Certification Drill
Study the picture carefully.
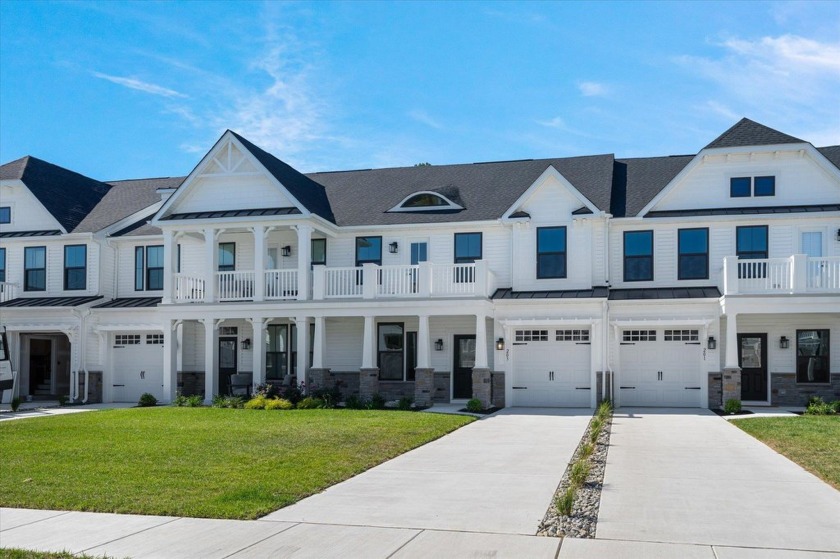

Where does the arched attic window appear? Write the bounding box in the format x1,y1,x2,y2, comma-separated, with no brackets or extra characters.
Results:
388,191,464,212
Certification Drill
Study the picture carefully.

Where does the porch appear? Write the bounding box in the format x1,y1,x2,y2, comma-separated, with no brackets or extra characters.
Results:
723,255,840,295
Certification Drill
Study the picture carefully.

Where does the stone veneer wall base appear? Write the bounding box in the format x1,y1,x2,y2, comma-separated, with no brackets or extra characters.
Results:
722,368,741,404
414,368,435,407
359,368,380,401
472,368,492,409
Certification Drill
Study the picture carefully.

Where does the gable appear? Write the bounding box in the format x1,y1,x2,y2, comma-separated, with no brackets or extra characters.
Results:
0,180,64,233
503,166,600,222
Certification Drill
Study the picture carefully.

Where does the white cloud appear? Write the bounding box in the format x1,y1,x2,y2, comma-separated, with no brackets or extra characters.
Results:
93,72,188,98
408,109,443,129
577,81,608,97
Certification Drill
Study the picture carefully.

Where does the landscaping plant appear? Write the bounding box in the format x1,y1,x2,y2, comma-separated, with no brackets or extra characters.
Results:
212,395,244,409
10,397,21,412
57,395,68,406
296,396,324,409
724,398,742,415
556,486,576,516
137,393,158,407
579,442,594,459
466,398,483,413
805,396,838,415
344,395,364,409
397,396,413,411
244,396,267,410
366,393,386,410
569,459,590,487
264,397,294,410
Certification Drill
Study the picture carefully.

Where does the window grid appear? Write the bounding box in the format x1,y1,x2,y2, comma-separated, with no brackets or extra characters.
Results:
115,334,141,345
622,330,657,342
536,226,567,279
556,329,590,342
146,334,164,345
664,329,699,342
219,326,238,336
515,330,549,342
24,246,47,292
64,244,87,291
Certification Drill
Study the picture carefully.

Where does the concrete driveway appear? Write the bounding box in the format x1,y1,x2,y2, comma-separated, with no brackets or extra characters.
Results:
264,408,591,535
598,409,840,553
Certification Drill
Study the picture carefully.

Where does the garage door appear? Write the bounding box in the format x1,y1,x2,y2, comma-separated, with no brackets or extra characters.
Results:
618,329,702,407
511,329,591,407
112,333,164,402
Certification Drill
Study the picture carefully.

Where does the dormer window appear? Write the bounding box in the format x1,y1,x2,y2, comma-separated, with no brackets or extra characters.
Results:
730,176,775,198
389,191,463,212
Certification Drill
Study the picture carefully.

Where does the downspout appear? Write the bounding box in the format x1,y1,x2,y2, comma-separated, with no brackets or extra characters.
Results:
603,212,612,286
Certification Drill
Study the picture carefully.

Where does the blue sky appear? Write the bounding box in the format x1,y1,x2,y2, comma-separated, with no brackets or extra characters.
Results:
1,1,838,180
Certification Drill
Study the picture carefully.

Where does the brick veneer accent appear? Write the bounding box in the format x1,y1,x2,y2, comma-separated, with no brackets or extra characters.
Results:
708,372,723,409
177,371,204,398
77,371,103,403
433,372,451,403
359,368,380,401
722,368,741,404
306,368,331,391
491,372,505,408
414,368,435,407
472,367,492,409
771,372,840,406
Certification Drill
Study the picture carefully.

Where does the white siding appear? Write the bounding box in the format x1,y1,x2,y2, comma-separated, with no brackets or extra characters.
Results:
0,239,98,296
0,182,63,233
734,314,840,374
174,174,297,214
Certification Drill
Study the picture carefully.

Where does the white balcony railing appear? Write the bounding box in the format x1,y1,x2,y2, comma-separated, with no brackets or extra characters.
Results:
265,269,298,300
724,255,840,295
173,274,205,303
0,281,18,303
216,270,255,301
378,264,420,297
431,263,480,296
323,267,364,298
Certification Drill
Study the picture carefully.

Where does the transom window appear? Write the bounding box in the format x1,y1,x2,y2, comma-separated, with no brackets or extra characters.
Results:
146,334,164,345
389,191,463,212
537,226,567,279
64,245,87,291
796,330,830,384
664,330,699,342
624,231,653,282
730,176,775,198
623,330,656,342
556,329,589,342
678,228,708,280
115,334,141,345
0,206,10,224
515,330,549,342
219,326,238,336
24,246,46,291
135,246,164,291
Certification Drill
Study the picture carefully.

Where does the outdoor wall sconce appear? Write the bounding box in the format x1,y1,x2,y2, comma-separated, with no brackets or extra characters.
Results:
281,245,292,257
434,339,444,351
836,228,840,241
241,338,252,350
707,336,716,350
389,242,399,254
780,336,790,349
496,337,505,351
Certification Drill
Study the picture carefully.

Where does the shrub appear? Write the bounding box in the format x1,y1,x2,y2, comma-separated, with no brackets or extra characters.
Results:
589,425,602,444
172,392,189,406
138,393,158,407
556,486,576,516
569,459,590,488
253,383,279,398
579,442,594,459
312,385,342,409
590,416,603,432
185,394,203,407
57,394,69,406
212,395,244,409
831,400,840,414
244,396,267,410
366,393,386,410
296,396,324,409
344,395,364,409
805,397,836,416
397,396,413,411
466,398,483,413
724,398,742,415
10,397,21,412
279,383,304,405
264,397,294,410
597,401,613,419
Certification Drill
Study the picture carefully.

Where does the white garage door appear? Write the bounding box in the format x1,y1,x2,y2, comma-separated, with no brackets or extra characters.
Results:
112,333,164,402
618,329,702,407
511,329,591,407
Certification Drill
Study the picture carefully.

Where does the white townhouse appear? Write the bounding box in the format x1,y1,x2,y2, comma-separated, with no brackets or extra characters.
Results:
1,118,838,409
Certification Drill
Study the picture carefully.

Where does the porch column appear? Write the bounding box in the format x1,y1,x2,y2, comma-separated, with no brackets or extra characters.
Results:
163,319,179,402
472,314,492,409
162,229,176,304
308,315,331,389
203,228,218,303
360,315,379,401
203,318,219,403
253,225,266,302
722,313,741,406
295,316,310,390
249,318,267,389
414,314,435,408
296,225,312,300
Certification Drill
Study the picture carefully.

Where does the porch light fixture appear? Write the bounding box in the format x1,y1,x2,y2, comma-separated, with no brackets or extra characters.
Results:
707,336,716,350
281,245,292,257
836,228,840,241
388,241,399,254
434,339,444,351
779,336,790,349
241,338,252,350
496,337,505,351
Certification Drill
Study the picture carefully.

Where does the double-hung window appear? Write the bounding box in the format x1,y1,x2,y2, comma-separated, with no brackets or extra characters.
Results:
311,238,326,267
135,245,164,291
24,246,46,291
454,232,482,283
736,225,768,280
796,330,830,384
536,226,567,279
0,247,5,283
378,322,404,381
623,231,653,282
218,243,235,272
64,245,87,290
678,229,708,280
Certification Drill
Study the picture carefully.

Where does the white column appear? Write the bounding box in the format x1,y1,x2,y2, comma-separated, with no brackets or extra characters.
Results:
312,265,326,300
418,261,431,297
723,255,739,295
250,318,267,388
163,319,179,402
791,254,807,293
295,316,310,388
362,263,377,299
204,228,217,303
162,229,176,304
296,225,312,300
203,318,218,403
724,313,739,369
474,314,488,369
417,314,431,369
361,315,376,368
475,260,488,296
312,315,326,369
253,225,266,302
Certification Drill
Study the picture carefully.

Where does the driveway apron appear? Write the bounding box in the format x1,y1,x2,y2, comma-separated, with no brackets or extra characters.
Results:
263,408,591,535
597,409,840,553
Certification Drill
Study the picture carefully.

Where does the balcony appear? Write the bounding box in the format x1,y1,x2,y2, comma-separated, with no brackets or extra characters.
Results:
170,261,496,303
723,255,840,295
0,282,18,303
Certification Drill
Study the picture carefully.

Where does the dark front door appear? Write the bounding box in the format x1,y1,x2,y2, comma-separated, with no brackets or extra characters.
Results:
219,337,238,396
28,339,52,396
453,335,475,399
738,333,767,401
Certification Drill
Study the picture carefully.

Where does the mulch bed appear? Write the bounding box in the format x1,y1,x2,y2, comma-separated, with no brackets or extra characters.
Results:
458,407,501,415
713,409,754,417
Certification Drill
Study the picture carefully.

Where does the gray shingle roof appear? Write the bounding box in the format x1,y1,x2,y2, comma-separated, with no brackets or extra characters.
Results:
0,156,111,232
307,154,615,226
613,155,694,217
817,146,840,171
73,177,180,233
704,118,805,150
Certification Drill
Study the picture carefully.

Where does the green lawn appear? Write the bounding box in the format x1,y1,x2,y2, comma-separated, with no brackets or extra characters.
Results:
732,415,840,490
0,407,472,519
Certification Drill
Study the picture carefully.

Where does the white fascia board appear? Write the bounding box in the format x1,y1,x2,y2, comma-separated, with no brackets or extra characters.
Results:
155,215,337,237
100,200,164,238
617,210,840,225
499,317,600,327
338,219,506,232
94,323,164,331
610,317,716,328
722,294,840,315
501,165,601,220
635,153,703,217
107,234,163,243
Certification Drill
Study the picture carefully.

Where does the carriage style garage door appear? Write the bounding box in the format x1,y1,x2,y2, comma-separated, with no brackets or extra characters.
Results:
112,332,164,402
618,328,703,407
511,329,591,407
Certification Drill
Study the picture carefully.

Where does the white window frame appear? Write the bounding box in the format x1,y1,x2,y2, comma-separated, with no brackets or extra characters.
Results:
388,191,464,212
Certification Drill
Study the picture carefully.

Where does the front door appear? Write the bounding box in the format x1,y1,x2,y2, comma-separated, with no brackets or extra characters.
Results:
738,333,767,401
218,337,238,396
453,335,475,399
28,338,52,396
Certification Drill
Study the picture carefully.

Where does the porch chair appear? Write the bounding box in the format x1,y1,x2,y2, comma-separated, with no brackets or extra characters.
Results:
229,373,253,398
